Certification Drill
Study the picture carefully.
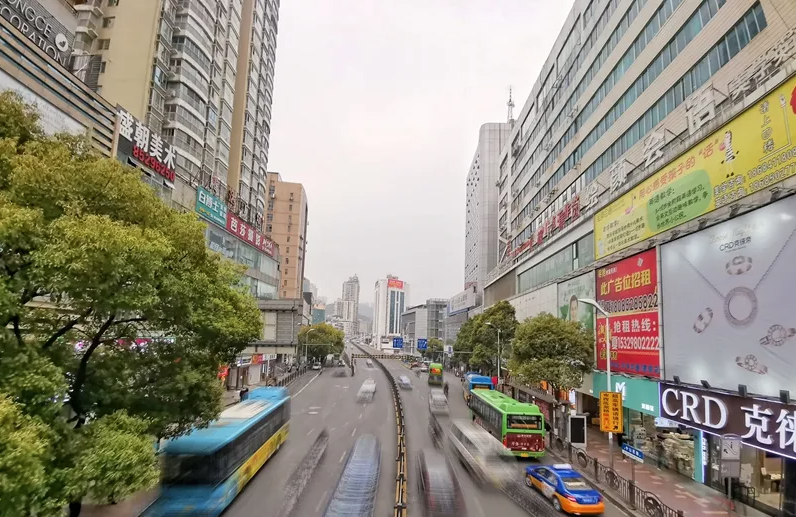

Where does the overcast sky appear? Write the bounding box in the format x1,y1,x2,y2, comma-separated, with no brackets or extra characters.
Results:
268,0,575,305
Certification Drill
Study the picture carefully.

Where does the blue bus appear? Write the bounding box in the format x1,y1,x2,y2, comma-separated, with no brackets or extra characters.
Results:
463,373,494,402
143,387,291,517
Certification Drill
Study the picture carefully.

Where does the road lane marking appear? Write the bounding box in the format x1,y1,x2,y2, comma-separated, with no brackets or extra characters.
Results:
351,427,356,436
330,427,336,432
309,411,319,415
315,490,328,513
359,412,362,419
309,406,322,410
306,427,315,436
339,451,346,463
294,373,321,397
470,491,486,517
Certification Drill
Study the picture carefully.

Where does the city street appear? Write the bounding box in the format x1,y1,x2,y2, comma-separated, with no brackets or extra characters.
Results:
224,364,396,517
378,359,632,517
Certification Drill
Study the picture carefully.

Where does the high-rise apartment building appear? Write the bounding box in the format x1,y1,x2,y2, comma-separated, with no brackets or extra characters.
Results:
341,274,360,322
372,276,410,350
266,172,309,298
70,0,280,229
465,122,512,295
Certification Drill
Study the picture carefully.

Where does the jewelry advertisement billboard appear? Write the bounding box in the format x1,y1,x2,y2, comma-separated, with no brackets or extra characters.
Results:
558,272,595,336
660,196,796,398
595,248,661,377
594,74,796,259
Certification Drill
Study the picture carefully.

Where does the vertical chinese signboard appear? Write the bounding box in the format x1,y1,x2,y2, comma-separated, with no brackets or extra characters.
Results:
116,106,176,185
195,187,228,227
599,391,623,433
595,248,661,377
226,213,275,257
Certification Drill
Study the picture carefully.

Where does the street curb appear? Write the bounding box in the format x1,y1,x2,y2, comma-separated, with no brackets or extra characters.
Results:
545,446,638,517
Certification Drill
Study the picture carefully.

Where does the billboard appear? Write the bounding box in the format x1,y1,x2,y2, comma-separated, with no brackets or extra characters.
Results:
116,107,176,186
226,213,275,256
558,272,595,335
594,75,796,259
387,279,404,289
660,195,796,397
195,187,228,227
448,287,477,316
595,249,660,377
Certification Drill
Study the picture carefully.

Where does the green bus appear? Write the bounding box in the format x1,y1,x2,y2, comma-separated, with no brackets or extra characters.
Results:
468,389,545,458
428,362,443,386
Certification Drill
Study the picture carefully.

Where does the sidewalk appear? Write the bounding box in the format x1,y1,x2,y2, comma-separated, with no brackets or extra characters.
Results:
222,368,309,406
547,429,767,517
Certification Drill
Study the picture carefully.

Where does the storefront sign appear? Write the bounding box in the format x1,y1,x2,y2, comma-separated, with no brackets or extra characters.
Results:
729,28,796,102
387,278,404,289
509,194,581,259
592,372,659,416
660,196,796,397
594,74,796,259
599,391,623,433
218,365,229,380
226,213,275,256
0,0,74,66
236,356,252,367
195,187,228,227
595,249,660,377
250,354,264,365
659,383,796,459
558,272,595,335
116,107,176,185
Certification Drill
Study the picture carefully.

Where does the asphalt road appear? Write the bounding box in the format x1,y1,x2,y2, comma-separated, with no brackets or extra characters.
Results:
379,359,632,517
224,363,396,517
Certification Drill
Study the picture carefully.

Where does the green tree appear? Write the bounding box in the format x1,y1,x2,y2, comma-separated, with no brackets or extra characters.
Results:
452,316,476,365
508,312,594,400
298,323,344,361
422,337,443,360
0,92,263,515
467,301,518,375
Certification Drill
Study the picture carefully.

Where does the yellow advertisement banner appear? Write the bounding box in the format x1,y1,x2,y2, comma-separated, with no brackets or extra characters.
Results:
594,75,796,259
599,391,623,433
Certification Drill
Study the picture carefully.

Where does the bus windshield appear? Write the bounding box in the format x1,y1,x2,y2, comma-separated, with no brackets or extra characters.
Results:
507,414,542,430
472,383,491,390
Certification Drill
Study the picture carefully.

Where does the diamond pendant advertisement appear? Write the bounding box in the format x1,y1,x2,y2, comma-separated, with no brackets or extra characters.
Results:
660,195,796,397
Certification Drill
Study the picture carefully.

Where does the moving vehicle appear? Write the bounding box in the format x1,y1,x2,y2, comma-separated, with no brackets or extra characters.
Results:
428,389,449,416
525,464,605,515
416,448,468,517
324,435,381,517
366,359,374,367
427,362,443,386
468,390,545,458
462,373,494,402
357,379,377,402
312,361,322,370
144,387,290,517
420,363,429,373
398,375,413,389
447,419,516,489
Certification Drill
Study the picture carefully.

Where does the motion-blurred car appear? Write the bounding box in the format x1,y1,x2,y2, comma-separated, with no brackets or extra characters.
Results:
366,359,374,367
416,448,467,517
357,379,377,402
312,362,322,370
324,435,381,517
525,464,604,515
447,420,515,489
428,389,449,415
398,375,413,389
420,364,429,373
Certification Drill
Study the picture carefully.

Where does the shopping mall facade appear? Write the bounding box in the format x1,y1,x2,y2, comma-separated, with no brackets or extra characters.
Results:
485,0,796,514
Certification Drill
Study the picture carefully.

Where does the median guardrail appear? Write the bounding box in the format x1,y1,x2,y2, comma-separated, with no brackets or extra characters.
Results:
355,345,407,517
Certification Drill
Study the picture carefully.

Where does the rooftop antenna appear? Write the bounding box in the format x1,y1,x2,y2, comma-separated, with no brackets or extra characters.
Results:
507,87,515,127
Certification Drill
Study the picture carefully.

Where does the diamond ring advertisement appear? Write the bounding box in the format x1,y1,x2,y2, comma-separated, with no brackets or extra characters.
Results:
660,196,796,398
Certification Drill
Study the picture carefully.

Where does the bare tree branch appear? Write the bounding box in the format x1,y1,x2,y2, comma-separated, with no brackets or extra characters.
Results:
42,308,93,350
69,314,116,427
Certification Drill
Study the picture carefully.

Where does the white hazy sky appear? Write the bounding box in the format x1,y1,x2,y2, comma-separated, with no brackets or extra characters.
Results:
268,0,576,304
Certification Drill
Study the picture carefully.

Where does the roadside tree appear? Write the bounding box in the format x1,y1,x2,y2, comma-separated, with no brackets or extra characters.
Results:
298,322,345,361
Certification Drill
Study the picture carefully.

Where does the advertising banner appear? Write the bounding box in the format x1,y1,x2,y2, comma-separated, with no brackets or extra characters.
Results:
195,187,228,227
226,213,275,257
595,249,660,377
660,196,796,397
448,287,477,316
116,107,176,185
388,279,404,289
558,272,595,335
594,75,796,259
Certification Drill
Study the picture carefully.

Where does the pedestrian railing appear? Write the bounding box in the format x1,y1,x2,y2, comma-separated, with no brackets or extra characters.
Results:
548,431,685,517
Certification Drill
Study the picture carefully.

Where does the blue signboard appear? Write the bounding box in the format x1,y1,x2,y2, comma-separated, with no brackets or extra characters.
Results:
195,187,228,227
417,339,427,350
621,443,644,463
392,337,404,349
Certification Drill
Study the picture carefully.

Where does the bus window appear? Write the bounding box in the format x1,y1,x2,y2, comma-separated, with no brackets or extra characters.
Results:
472,383,491,390
507,414,542,430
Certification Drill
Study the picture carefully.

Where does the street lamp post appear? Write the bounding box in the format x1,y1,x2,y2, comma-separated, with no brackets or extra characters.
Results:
485,322,502,384
577,297,615,468
303,328,316,364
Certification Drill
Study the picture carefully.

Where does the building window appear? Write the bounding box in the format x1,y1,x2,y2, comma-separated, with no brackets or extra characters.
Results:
103,17,115,28
286,235,290,242
283,290,287,297
262,312,276,341
285,257,289,264
108,0,120,5
265,224,272,232
267,201,274,210
288,215,292,223
98,39,111,50
266,213,273,222
289,204,292,211
100,61,107,73
283,279,287,286
286,247,289,254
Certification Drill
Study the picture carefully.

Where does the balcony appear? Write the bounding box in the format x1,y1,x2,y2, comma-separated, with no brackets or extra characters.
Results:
75,20,98,40
74,0,103,17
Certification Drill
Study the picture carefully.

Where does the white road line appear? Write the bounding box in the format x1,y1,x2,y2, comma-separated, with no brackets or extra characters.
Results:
306,427,315,436
294,373,321,397
339,451,346,463
309,411,319,415
332,402,336,407
330,427,336,432
351,427,357,436
315,490,329,513
471,491,486,517
359,412,362,419
309,406,322,410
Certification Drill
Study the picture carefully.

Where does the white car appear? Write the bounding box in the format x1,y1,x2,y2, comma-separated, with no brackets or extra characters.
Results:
398,375,413,389
312,362,322,370
357,379,377,402
428,389,449,415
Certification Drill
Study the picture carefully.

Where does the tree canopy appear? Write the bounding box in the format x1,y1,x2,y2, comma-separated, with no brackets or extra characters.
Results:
422,337,443,360
508,312,594,400
0,92,263,514
298,322,345,361
452,301,518,374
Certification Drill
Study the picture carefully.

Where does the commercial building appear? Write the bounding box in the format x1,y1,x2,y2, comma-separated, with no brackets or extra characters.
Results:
339,274,360,337
311,304,326,324
479,0,796,513
264,172,309,298
372,276,410,351
70,0,280,232
400,299,448,356
442,286,480,354
358,319,371,336
465,122,512,294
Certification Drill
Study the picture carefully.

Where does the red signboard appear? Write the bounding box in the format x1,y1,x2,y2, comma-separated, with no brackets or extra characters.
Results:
595,248,661,377
226,213,275,256
251,354,264,365
509,194,582,259
387,279,404,289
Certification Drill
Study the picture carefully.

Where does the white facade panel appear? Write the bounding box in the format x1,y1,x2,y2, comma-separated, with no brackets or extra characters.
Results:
509,283,558,321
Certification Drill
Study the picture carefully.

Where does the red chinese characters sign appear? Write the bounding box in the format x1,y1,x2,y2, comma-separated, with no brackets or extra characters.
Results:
509,194,581,259
226,213,275,256
387,279,404,289
595,248,661,377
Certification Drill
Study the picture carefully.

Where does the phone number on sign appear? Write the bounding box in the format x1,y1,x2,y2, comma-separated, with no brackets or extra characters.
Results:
600,292,658,314
602,335,660,351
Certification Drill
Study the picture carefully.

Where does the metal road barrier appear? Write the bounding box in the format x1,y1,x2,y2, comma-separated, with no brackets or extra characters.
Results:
354,345,408,517
350,353,413,360
276,366,309,387
276,428,329,517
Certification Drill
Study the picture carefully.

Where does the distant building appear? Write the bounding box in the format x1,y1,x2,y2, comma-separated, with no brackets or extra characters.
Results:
312,305,326,325
358,319,371,336
265,173,309,299
373,275,410,352
340,274,360,337
401,299,447,355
